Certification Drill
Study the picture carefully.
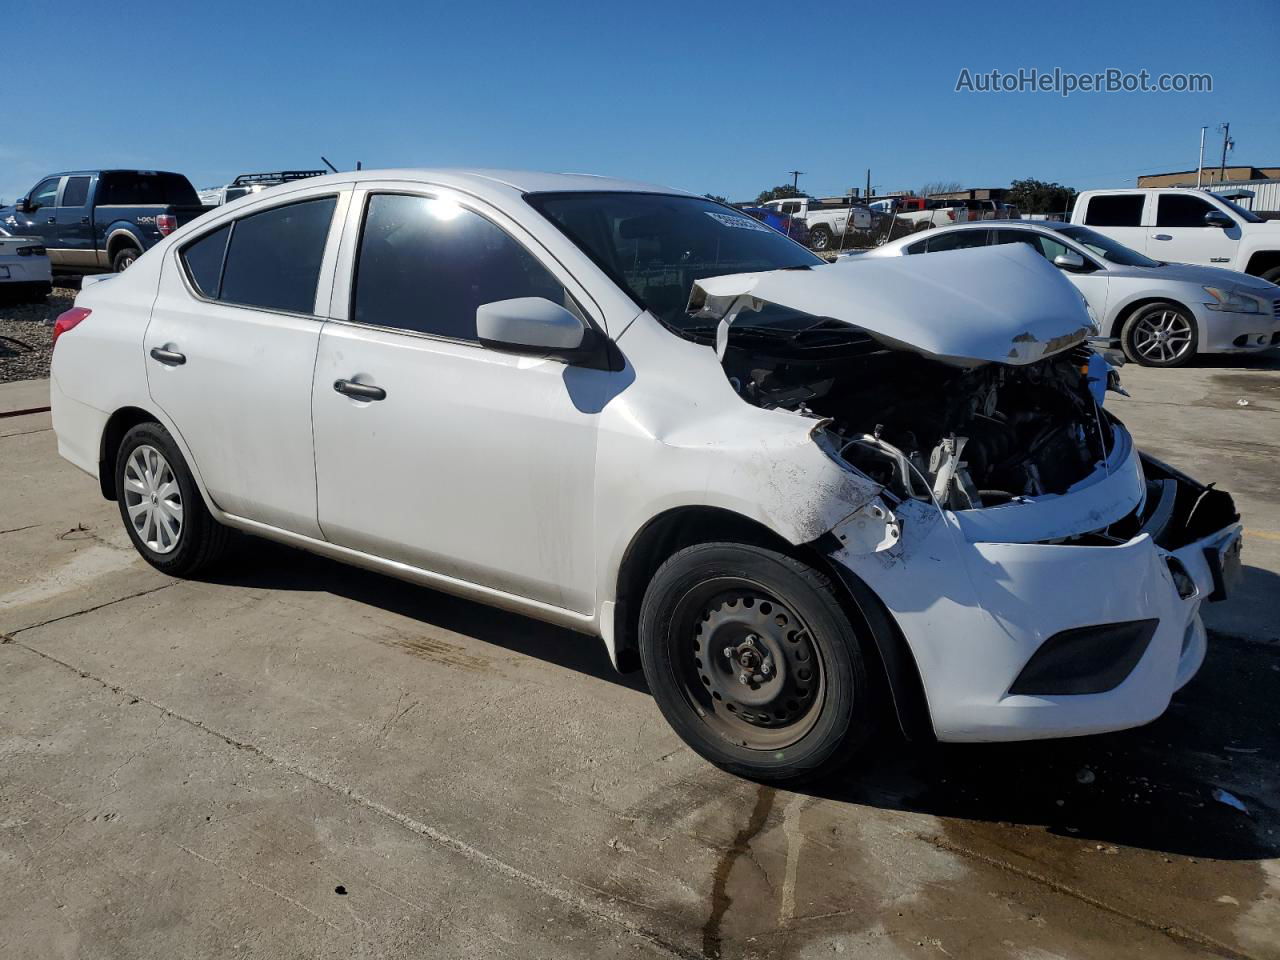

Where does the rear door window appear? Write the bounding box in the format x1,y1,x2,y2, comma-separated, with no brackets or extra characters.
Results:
218,197,337,313
1083,194,1145,227
60,176,91,207
925,229,989,252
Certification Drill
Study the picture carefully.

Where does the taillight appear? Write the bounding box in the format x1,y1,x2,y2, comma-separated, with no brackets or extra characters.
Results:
156,214,177,236
17,245,46,256
52,307,91,346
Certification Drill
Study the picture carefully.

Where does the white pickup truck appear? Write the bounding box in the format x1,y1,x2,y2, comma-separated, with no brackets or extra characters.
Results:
1071,188,1280,283
762,197,873,250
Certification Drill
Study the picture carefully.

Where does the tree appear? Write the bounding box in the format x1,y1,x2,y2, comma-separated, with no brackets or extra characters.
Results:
1005,178,1077,215
703,193,728,204
918,180,964,199
755,184,808,205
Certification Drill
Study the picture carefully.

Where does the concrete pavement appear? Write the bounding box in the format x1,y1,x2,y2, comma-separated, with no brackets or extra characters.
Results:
1,359,1278,959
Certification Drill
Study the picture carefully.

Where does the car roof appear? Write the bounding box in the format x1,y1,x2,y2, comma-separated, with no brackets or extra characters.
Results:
263,168,693,198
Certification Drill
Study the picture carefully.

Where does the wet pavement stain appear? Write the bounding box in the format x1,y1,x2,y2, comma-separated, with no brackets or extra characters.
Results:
702,784,776,958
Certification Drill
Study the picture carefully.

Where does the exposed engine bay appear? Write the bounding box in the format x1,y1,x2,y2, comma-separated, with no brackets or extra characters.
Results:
722,336,1114,511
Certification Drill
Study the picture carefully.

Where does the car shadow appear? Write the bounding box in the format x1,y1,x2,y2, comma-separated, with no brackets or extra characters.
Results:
203,537,649,693
1192,349,1280,371
207,536,1276,862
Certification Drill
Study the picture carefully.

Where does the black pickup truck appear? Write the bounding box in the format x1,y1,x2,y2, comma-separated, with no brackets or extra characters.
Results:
0,170,207,274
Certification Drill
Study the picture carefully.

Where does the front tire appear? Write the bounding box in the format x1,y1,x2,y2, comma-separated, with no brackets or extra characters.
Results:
1120,301,1198,367
115,422,229,576
639,543,874,783
808,225,832,251
1261,265,1280,285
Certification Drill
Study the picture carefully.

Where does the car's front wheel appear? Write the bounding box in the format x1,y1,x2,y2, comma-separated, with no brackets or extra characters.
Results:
115,422,229,576
639,542,874,783
1121,301,1198,367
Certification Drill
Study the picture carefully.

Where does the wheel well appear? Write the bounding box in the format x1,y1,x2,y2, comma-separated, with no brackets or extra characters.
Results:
106,232,141,261
1108,297,1190,339
1244,250,1280,278
98,407,158,500
610,506,934,741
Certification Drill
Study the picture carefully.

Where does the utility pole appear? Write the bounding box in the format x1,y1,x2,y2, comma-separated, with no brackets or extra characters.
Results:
1196,126,1207,187
787,170,804,192
1217,122,1232,184
865,168,871,201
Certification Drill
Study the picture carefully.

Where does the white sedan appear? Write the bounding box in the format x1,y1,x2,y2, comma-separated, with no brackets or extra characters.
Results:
0,226,52,301
860,220,1280,367
50,169,1242,782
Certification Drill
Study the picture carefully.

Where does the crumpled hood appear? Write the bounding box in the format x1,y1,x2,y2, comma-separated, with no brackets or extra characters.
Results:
689,243,1094,366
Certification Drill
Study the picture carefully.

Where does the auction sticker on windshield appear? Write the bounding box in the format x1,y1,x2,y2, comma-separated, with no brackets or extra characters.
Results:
705,211,772,233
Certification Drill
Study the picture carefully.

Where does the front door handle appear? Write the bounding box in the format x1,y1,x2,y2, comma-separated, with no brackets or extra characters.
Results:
333,379,386,401
46,216,56,224
149,347,186,366
1151,234,1172,241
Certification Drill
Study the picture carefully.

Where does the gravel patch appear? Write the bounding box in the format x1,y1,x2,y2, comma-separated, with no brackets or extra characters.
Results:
0,287,77,383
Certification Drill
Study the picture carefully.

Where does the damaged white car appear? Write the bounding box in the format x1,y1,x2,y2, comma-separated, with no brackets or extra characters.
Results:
49,171,1243,782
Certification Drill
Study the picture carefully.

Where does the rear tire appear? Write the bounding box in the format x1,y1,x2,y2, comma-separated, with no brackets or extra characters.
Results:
1120,301,1198,368
639,542,874,783
808,225,832,251
1261,265,1280,285
115,422,229,576
112,246,141,272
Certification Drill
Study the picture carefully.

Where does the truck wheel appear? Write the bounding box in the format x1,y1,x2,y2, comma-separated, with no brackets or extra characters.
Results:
808,225,832,251
1261,266,1280,285
638,542,874,783
1121,301,1198,368
115,422,230,576
113,246,141,272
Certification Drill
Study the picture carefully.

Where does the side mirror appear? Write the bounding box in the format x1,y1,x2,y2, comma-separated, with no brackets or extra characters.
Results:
17,197,32,213
1204,210,1234,229
1053,249,1086,270
476,297,599,364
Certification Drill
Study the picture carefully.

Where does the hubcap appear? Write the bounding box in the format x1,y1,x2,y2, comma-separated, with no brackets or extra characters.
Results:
1133,310,1192,363
123,445,183,554
676,586,826,750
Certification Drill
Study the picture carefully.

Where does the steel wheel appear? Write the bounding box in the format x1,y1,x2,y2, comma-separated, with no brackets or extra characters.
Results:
122,444,183,554
1131,308,1193,364
674,582,826,751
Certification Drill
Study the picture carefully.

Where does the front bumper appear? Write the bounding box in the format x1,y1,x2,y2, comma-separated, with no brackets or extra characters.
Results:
1194,300,1280,353
833,434,1239,743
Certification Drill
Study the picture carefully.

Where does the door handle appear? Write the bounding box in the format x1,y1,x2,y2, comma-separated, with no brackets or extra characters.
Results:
333,379,386,401
1151,234,1172,241
46,216,56,224
149,347,186,366
80,216,90,225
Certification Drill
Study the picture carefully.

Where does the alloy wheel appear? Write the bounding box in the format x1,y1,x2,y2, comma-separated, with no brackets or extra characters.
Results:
1132,309,1193,364
123,444,183,554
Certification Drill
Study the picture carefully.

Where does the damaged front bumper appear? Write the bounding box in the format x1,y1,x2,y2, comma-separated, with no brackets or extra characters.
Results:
828,429,1241,743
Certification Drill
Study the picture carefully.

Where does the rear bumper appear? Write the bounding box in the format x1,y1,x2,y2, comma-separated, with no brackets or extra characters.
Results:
50,373,107,480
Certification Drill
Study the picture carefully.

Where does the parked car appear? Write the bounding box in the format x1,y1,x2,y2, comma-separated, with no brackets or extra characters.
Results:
860,220,1280,366
50,169,1242,783
199,170,328,206
741,205,810,244
0,226,52,301
1071,188,1280,284
0,170,206,274
761,197,873,250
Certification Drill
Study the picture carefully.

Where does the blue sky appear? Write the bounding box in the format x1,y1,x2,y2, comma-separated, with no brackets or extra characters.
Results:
4,0,1277,203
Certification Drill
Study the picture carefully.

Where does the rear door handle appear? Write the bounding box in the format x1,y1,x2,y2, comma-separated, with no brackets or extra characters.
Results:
149,347,186,366
80,216,90,225
1151,234,1172,241
46,216,56,224
333,379,386,401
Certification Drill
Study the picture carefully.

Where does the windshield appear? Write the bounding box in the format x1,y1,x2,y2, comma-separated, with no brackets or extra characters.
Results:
526,192,822,332
1214,195,1264,223
1056,225,1161,268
